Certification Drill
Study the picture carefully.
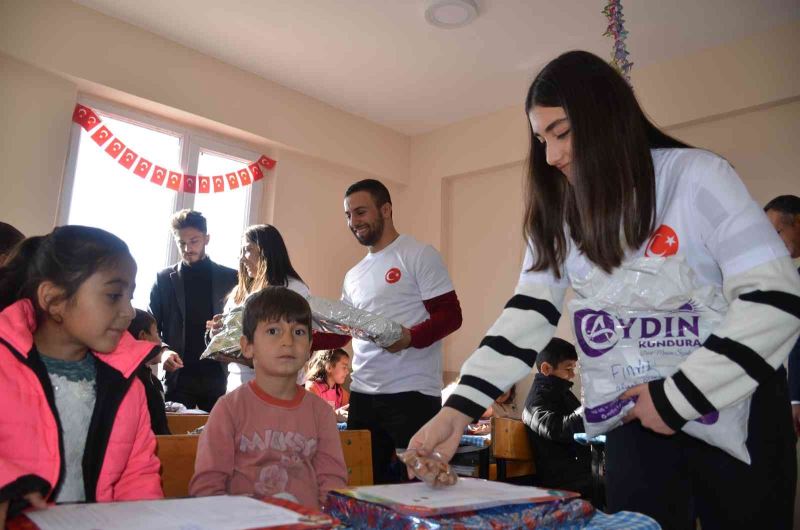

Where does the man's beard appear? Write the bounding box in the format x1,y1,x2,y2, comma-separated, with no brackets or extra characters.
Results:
352,217,384,247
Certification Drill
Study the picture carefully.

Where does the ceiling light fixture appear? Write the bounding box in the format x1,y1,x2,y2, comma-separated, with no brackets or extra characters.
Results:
425,0,478,29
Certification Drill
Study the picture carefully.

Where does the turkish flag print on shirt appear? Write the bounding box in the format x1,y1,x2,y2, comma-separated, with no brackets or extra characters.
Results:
645,224,679,257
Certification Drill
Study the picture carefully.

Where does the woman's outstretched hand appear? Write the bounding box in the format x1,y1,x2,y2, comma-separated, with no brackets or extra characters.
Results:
405,407,472,476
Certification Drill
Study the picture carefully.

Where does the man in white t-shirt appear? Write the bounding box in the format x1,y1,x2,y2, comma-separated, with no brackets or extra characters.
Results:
342,179,463,483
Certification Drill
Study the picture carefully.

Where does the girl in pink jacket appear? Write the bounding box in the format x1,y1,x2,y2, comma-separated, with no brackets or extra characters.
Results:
0,225,163,526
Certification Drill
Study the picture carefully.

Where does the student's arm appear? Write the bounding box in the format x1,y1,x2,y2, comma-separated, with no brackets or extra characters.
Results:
188,398,235,496
0,470,50,523
445,254,568,421
311,331,351,351
409,290,463,349
113,380,163,500
645,156,800,432
522,401,583,444
312,402,347,504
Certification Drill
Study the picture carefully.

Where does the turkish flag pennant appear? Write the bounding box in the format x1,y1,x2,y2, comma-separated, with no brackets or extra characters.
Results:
118,148,137,170
249,163,264,181
167,172,183,191
134,158,153,178
237,169,251,186
258,155,276,169
183,175,197,193
226,173,240,190
72,104,101,131
212,176,225,193
91,126,112,146
104,139,125,159
151,166,168,186
198,176,210,194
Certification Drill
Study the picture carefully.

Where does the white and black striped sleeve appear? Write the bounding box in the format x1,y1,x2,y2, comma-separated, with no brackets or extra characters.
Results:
650,257,800,430
651,152,800,430
444,263,567,420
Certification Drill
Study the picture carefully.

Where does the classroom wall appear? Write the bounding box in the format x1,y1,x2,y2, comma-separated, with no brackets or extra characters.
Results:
412,21,800,378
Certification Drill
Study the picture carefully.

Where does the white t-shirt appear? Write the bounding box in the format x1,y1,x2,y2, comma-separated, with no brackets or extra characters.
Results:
342,234,455,396
227,278,310,392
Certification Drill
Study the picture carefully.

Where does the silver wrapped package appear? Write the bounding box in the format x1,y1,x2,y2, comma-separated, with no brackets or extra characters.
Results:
199,306,253,367
308,296,404,349
200,295,404,366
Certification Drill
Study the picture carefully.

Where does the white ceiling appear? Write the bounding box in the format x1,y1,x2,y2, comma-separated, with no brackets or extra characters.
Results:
73,0,800,135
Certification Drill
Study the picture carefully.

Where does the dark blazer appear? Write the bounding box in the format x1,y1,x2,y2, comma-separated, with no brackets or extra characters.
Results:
522,373,591,493
148,259,237,361
788,267,800,403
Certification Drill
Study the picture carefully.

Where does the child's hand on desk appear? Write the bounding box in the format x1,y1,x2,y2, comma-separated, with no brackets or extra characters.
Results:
1,491,47,527
161,351,184,373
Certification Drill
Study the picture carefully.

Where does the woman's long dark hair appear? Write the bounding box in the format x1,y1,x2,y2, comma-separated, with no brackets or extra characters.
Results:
523,50,689,277
229,224,304,306
0,225,132,318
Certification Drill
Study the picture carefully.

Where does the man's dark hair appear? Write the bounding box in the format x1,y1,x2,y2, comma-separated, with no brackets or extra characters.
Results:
535,337,578,371
170,209,207,234
241,286,312,342
128,308,157,339
0,222,24,258
344,179,392,208
764,195,800,216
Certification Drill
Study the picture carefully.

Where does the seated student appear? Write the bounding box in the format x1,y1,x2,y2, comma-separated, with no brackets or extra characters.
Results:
127,309,171,435
0,222,24,265
521,337,591,497
189,287,347,508
0,226,162,526
305,349,350,422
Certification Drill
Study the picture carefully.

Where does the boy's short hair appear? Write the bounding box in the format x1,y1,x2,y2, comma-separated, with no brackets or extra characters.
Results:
129,308,157,339
241,286,312,342
170,209,207,234
535,337,578,371
344,179,392,208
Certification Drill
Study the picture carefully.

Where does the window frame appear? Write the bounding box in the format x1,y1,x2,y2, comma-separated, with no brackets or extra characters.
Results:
58,95,263,268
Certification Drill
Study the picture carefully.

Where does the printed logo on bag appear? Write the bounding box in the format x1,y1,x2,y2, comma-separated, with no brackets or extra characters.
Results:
574,309,619,357
645,224,679,257
385,267,402,284
695,410,720,425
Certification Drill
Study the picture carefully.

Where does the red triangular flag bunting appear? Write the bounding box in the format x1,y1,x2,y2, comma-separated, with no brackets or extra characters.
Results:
118,148,137,170
249,163,263,181
198,176,210,193
213,176,225,193
151,166,167,186
91,126,112,146
258,155,276,169
166,172,182,191
72,104,101,131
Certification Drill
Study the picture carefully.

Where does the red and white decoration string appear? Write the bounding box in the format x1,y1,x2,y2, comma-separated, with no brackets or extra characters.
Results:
72,104,276,194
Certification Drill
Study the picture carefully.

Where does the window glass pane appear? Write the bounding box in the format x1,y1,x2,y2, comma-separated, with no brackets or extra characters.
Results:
192,151,251,270
67,115,180,310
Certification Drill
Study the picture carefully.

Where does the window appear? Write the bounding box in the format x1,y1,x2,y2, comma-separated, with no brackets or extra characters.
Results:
60,98,261,310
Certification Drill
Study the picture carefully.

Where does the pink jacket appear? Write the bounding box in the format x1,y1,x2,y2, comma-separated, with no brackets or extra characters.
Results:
0,299,163,511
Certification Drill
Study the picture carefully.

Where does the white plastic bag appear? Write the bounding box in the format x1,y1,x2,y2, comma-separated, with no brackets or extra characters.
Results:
569,256,751,463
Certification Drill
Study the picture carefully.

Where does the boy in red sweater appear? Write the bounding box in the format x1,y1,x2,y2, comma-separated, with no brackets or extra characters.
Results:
189,287,347,508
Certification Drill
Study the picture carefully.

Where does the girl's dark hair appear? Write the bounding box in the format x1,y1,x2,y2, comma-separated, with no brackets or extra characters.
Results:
128,308,157,339
230,224,305,306
305,348,350,384
241,286,312,342
0,225,133,317
523,50,689,277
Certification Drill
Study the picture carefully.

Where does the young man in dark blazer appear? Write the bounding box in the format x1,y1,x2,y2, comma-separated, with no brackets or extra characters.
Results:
149,209,237,412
